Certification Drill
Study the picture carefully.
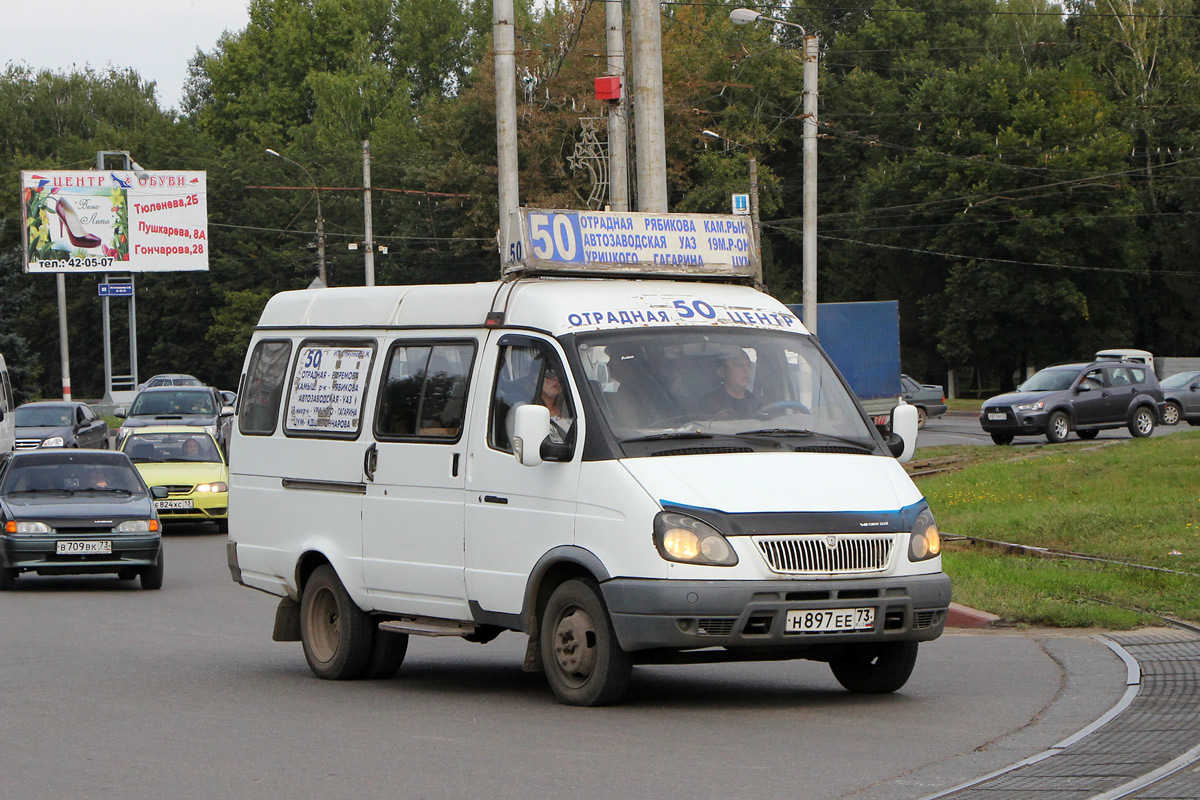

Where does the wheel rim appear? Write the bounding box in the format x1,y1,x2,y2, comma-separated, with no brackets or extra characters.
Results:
1164,404,1180,425
1053,416,1068,439
305,585,340,663
551,606,598,688
1136,411,1154,435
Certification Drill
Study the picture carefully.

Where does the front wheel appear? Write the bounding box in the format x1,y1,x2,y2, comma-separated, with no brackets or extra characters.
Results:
1162,402,1181,426
1129,406,1156,438
1045,411,1070,444
300,564,373,680
990,433,1014,445
540,578,632,706
140,549,164,590
0,567,16,590
830,641,919,694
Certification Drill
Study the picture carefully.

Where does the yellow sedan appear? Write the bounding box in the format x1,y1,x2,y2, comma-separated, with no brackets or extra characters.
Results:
119,426,228,532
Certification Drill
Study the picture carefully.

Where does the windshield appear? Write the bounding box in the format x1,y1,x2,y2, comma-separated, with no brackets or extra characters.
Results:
14,406,73,427
1161,371,1200,389
129,391,215,416
124,431,222,464
573,328,878,454
1,455,144,494
1018,368,1078,392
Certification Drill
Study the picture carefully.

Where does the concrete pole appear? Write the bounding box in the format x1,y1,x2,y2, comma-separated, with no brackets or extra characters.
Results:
494,0,520,258
57,274,71,400
749,156,762,286
630,0,668,212
802,33,819,335
363,139,375,286
315,192,327,286
606,0,629,212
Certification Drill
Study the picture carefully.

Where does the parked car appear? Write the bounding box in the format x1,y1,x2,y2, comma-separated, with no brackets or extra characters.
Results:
13,401,109,451
136,373,203,392
1159,370,1200,426
0,450,166,590
115,386,234,450
120,427,228,532
900,374,948,429
980,360,1163,444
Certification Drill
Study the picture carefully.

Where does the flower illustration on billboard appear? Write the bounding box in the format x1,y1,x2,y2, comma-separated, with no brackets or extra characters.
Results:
24,180,129,266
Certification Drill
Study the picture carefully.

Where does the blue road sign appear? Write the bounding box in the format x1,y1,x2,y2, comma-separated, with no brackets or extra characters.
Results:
98,284,134,297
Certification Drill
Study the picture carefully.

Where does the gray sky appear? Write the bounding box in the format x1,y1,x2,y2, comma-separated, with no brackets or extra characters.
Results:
3,0,250,110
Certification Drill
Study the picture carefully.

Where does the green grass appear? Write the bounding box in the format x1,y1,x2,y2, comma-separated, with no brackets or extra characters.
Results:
915,431,1200,628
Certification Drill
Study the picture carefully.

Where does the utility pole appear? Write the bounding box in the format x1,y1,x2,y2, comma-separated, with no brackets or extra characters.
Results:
494,0,520,257
606,0,630,211
363,140,375,286
802,33,819,335
749,155,762,285
265,149,327,286
630,0,668,212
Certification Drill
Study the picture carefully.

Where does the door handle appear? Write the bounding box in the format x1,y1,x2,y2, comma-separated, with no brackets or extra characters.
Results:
363,443,378,482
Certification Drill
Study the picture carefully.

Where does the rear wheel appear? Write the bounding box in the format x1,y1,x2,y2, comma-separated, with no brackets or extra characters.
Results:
140,549,164,590
916,407,928,429
1162,402,1181,426
830,641,919,694
1045,411,1070,443
300,564,373,680
540,578,632,706
990,433,1014,445
1077,429,1099,440
1129,406,1156,438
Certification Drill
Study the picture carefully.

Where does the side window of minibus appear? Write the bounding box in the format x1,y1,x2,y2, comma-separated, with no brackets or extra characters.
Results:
489,342,572,453
376,342,474,439
239,340,292,435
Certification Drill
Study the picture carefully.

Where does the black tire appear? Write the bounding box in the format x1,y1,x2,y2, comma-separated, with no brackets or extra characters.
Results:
214,518,229,534
830,641,919,694
990,433,1014,445
300,564,373,680
916,407,927,429
540,578,632,706
140,548,164,590
1129,406,1155,438
99,438,109,449
1045,411,1070,443
0,567,16,590
1162,402,1181,426
1076,429,1099,440
363,629,409,679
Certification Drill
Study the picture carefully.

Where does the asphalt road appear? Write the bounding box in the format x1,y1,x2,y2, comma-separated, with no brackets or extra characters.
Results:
916,410,1191,449
0,527,1128,800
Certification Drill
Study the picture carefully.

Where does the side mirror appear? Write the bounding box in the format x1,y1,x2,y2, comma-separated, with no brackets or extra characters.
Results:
888,404,919,463
512,404,550,467
220,405,235,417
114,408,127,419
1076,383,1092,393
150,485,169,499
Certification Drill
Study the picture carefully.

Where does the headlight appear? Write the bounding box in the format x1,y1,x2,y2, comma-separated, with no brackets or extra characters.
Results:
653,512,738,566
195,482,227,493
5,521,52,534
908,508,942,561
1014,400,1045,412
118,519,159,533
41,436,65,448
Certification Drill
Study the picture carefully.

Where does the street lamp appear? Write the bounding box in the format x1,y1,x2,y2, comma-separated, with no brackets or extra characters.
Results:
702,130,762,286
730,8,819,334
266,148,327,286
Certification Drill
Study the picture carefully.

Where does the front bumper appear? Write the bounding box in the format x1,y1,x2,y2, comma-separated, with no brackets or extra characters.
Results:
1,534,161,575
980,407,1046,434
601,572,951,653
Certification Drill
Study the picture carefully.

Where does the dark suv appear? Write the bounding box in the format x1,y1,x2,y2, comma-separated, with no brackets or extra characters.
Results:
115,386,235,451
980,361,1163,445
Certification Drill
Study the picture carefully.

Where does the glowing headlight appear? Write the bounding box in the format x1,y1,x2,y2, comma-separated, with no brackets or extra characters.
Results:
6,521,52,534
118,519,159,533
908,508,942,561
653,512,738,566
195,482,227,493
1014,400,1045,412
41,436,65,448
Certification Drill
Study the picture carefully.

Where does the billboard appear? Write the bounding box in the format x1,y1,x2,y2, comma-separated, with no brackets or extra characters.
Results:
21,170,208,273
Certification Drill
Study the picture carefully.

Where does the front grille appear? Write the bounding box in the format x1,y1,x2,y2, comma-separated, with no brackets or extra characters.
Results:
14,439,42,450
164,485,194,495
914,610,943,629
983,406,1012,420
652,447,754,457
753,534,895,575
697,618,736,636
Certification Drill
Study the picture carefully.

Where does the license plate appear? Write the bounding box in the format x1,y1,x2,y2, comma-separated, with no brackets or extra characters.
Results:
987,412,1007,421
56,540,112,555
155,499,193,509
786,607,875,633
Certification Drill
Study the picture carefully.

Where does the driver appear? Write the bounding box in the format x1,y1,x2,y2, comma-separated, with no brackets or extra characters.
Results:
702,348,761,418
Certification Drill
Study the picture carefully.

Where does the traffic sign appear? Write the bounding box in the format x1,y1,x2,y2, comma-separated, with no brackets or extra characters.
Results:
98,283,134,297
731,193,750,215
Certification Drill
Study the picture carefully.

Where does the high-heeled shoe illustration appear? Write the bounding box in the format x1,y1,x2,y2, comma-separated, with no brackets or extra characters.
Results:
52,197,102,249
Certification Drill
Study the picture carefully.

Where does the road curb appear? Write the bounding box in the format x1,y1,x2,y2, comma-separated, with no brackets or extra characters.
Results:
947,602,1001,628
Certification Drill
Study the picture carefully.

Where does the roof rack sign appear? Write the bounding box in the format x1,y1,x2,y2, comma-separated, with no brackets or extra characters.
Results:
503,208,758,281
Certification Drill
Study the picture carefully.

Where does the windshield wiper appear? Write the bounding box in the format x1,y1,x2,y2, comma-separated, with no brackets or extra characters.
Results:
621,431,714,443
80,488,133,495
736,428,875,452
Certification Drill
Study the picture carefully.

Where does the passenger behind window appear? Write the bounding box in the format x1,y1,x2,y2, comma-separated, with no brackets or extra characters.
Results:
537,366,573,442
604,346,665,428
701,348,761,418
